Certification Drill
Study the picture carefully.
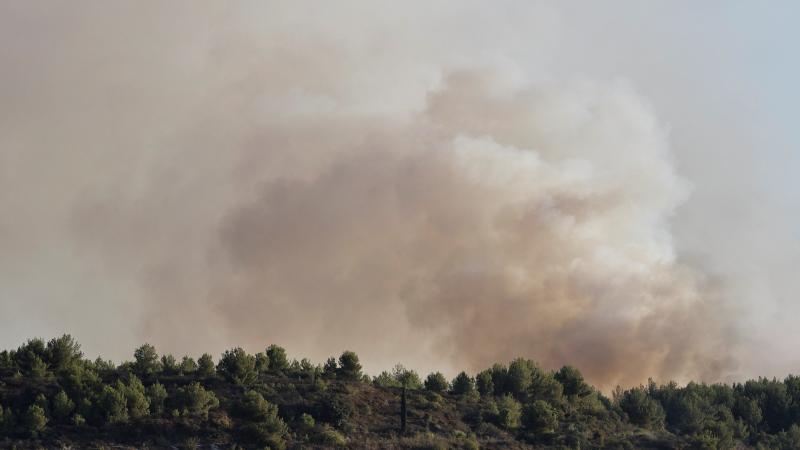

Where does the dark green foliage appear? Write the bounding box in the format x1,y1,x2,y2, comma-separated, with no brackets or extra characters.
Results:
197,353,216,377
425,372,450,392
323,357,338,378
147,381,168,415
5,334,800,449
179,355,197,375
160,354,178,375
616,386,665,429
525,399,558,433
555,365,590,398
507,358,536,398
52,390,75,420
123,375,150,419
393,364,423,389
451,371,475,396
97,384,128,424
476,369,493,396
496,394,522,429
217,347,257,385
24,404,47,434
239,391,289,449
174,381,219,418
133,343,160,377
337,351,362,380
530,370,564,404
373,371,401,388
266,344,289,372
255,352,269,373
46,334,82,372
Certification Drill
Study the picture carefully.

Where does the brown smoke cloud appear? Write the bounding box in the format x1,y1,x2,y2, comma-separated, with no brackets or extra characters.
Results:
0,1,740,389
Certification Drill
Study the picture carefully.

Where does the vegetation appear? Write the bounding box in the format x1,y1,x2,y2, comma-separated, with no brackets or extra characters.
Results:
1,335,800,448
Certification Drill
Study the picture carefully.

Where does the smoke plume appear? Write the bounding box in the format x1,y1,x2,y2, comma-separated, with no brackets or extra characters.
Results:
0,1,739,389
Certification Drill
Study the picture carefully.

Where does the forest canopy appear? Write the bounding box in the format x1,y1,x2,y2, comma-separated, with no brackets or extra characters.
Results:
0,335,799,449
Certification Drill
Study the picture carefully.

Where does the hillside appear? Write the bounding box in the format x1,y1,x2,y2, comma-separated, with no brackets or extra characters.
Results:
0,335,798,449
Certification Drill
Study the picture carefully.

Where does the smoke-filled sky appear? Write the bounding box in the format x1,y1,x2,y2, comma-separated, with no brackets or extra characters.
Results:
1,1,799,389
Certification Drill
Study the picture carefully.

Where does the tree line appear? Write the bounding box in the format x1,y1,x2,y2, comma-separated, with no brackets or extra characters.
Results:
1,334,800,449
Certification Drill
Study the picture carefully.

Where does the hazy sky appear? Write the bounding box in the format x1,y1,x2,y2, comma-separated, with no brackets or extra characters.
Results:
1,1,798,388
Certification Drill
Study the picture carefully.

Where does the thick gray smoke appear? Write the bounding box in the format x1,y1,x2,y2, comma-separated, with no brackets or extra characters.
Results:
0,2,741,388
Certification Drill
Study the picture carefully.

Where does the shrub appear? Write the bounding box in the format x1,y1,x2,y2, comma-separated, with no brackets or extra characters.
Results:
555,365,590,398
239,391,288,449
497,394,522,429
174,382,219,419
266,344,289,372
525,400,558,433
24,404,47,434
123,376,151,419
160,354,178,375
179,356,197,375
452,372,475,396
393,364,423,389
317,424,347,446
255,352,269,373
197,353,216,377
507,358,536,397
98,384,128,424
299,412,315,431
217,348,257,385
530,371,564,404
52,390,75,420
616,386,665,429
133,344,160,377
147,381,168,415
337,351,362,380
373,371,400,388
476,370,494,396
425,372,450,393
323,357,338,378
46,334,82,372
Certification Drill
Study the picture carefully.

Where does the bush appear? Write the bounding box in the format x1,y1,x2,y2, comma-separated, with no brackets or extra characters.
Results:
393,364,423,389
337,351,362,380
123,376,151,419
451,372,475,396
179,356,197,375
373,371,401,388
497,394,522,429
425,372,450,393
161,354,178,375
52,390,75,420
98,384,128,424
197,353,216,377
525,400,558,433
476,370,493,396
217,348,257,385
24,404,47,434
616,386,665,429
507,358,536,397
239,391,288,449
46,334,82,373
133,344,160,377
174,382,219,419
317,424,347,446
266,344,289,372
555,365,590,398
147,381,168,415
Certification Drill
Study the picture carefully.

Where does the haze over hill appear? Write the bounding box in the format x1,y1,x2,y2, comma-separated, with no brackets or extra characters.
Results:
2,1,800,390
